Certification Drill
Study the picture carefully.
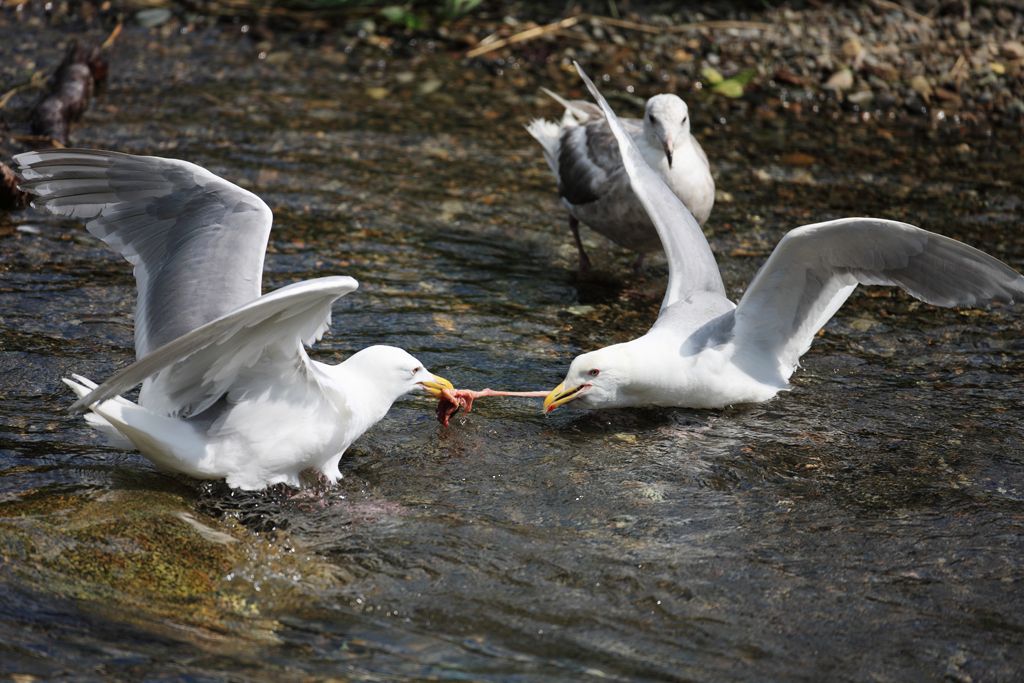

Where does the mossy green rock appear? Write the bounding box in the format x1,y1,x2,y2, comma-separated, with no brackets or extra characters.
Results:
1,486,275,636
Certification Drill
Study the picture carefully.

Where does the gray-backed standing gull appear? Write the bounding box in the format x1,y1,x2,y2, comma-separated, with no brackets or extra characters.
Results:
527,85,714,271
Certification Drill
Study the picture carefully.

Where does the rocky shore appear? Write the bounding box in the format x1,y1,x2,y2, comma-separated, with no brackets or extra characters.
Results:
450,1,1024,125
4,1,1023,129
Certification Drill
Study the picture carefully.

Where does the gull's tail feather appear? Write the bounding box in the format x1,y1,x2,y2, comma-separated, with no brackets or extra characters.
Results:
526,118,562,175
63,374,213,478
540,87,576,112
540,87,601,124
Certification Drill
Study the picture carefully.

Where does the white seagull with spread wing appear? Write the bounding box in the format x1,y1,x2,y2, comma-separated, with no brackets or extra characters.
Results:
544,65,1024,413
16,149,453,490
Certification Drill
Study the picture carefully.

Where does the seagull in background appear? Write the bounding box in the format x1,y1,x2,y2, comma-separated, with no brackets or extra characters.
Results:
544,64,1024,413
16,149,453,490
527,85,714,272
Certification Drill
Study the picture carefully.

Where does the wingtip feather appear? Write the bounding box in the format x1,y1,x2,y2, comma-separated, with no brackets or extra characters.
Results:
62,377,96,413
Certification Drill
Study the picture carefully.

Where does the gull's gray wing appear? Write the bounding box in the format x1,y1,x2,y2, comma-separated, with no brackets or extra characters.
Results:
574,63,725,309
15,148,273,358
557,117,640,206
69,276,359,417
732,218,1024,381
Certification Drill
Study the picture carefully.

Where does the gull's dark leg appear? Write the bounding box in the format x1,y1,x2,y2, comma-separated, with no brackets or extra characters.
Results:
632,252,646,273
569,214,591,272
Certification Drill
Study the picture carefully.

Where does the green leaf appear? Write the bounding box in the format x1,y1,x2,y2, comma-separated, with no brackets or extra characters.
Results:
379,5,407,22
700,65,723,85
379,4,422,29
731,68,757,86
441,0,482,20
712,79,744,98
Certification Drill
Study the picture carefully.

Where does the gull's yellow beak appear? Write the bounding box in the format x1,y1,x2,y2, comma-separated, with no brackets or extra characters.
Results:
418,374,454,397
543,382,586,413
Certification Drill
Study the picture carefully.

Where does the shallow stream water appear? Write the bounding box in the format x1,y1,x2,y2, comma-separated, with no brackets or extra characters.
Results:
2,19,1023,682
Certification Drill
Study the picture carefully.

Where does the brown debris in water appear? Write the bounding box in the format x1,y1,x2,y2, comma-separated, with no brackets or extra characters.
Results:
3,23,121,213
0,162,29,210
30,41,108,145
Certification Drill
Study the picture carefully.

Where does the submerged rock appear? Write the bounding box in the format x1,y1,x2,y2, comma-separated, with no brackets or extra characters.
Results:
0,484,336,643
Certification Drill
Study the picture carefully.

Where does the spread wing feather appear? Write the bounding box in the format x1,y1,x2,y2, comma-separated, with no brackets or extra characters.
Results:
69,277,359,417
15,148,274,358
732,218,1024,380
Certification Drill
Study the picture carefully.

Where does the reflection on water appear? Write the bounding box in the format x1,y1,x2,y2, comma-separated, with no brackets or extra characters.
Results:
2,21,1023,682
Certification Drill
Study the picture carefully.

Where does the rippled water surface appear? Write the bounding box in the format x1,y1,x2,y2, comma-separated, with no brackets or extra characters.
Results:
2,21,1024,682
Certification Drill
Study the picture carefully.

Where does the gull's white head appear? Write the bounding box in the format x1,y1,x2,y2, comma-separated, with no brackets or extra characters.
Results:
642,94,690,169
343,345,453,403
543,345,634,413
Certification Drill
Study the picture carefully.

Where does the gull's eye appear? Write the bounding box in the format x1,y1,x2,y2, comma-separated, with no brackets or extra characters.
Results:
412,366,422,376
588,368,600,377
681,115,688,125
648,113,656,123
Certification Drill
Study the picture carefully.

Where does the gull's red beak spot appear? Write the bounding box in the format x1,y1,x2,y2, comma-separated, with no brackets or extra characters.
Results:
543,382,588,413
